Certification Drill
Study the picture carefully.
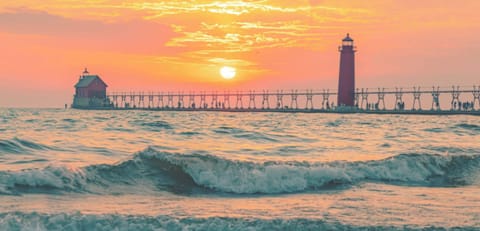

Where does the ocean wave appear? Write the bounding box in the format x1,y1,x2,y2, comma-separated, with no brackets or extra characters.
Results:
213,126,279,142
131,120,174,131
179,131,201,136
61,118,77,123
0,166,88,195
0,148,479,195
135,150,480,193
0,138,52,154
0,212,468,231
454,123,480,132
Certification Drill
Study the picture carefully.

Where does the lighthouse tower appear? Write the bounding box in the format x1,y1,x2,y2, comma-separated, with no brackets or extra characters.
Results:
337,33,356,107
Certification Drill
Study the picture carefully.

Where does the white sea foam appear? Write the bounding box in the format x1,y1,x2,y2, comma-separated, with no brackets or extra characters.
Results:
0,166,87,194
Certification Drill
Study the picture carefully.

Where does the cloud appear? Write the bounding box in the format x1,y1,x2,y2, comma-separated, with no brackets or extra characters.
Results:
0,8,181,55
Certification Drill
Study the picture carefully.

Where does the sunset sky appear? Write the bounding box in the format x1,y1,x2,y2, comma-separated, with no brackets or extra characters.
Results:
0,0,479,107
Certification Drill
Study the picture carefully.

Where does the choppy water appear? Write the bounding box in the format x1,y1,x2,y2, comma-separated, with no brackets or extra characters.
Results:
0,108,479,230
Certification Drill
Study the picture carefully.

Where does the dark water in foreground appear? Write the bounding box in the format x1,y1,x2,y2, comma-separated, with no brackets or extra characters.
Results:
0,108,479,230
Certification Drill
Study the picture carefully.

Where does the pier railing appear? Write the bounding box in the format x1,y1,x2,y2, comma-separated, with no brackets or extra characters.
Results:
105,85,480,113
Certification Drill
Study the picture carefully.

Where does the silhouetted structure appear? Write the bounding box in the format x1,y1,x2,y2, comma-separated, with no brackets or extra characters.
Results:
102,86,480,115
337,33,356,107
72,68,109,108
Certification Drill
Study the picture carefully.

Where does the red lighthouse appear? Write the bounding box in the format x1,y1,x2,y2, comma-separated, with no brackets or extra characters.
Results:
337,33,356,107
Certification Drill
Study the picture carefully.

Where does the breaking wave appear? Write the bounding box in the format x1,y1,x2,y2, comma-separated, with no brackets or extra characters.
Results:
0,147,479,195
2,212,473,231
3,212,470,231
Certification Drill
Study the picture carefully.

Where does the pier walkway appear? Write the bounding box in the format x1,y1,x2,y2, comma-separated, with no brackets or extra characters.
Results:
78,85,480,115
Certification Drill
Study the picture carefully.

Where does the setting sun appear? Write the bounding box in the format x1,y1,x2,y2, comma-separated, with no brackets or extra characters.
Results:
220,66,236,79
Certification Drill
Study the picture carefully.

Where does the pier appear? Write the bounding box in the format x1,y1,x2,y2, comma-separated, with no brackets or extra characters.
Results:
95,86,480,115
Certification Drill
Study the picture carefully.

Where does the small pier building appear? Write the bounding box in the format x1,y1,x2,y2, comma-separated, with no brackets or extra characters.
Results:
72,68,109,108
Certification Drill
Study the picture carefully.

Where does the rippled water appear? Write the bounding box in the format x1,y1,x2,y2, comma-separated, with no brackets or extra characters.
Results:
0,108,479,230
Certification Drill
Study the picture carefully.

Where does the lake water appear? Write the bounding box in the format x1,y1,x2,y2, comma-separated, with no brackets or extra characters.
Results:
0,108,479,230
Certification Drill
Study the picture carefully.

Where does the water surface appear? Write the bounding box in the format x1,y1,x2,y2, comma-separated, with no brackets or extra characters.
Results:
0,108,479,230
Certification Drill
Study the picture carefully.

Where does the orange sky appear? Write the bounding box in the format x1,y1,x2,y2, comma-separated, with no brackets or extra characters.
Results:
0,0,479,107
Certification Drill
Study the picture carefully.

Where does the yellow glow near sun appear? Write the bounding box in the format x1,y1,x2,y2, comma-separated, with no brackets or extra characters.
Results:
220,66,236,79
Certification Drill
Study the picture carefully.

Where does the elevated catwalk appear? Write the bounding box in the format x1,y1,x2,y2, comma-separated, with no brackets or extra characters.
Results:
82,86,480,115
